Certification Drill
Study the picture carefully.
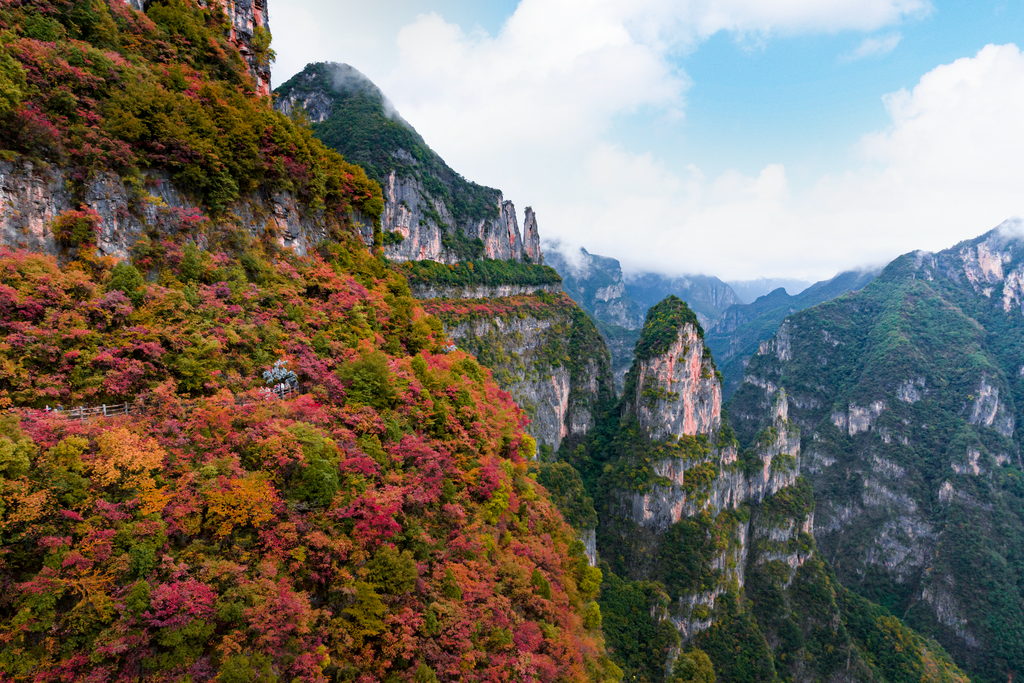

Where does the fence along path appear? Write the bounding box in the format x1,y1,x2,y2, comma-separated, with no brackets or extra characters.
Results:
53,383,304,422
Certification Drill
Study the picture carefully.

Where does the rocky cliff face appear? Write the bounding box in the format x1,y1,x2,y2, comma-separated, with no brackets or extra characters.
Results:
729,221,1024,683
409,283,561,300
627,322,721,441
544,248,645,392
588,296,969,682
420,293,615,458
602,300,803,639
546,248,646,330
380,171,537,264
0,160,369,259
274,63,543,265
522,207,543,262
597,301,802,652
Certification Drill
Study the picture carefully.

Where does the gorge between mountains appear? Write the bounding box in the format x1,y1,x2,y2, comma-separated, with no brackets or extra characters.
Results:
0,2,1019,683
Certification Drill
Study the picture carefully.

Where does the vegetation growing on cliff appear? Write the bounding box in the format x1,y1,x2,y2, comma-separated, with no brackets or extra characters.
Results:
728,234,1024,683
0,0,380,217
422,292,616,459
0,3,621,680
397,258,562,289
275,62,499,225
550,295,971,683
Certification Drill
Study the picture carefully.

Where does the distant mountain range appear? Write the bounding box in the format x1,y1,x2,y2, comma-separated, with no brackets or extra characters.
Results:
726,277,813,303
546,245,877,397
706,269,880,398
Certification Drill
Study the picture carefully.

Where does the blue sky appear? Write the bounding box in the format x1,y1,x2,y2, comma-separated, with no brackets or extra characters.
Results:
271,1,1024,281
675,0,1024,179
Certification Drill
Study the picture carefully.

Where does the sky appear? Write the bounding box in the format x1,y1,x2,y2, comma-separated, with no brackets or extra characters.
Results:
269,0,1024,282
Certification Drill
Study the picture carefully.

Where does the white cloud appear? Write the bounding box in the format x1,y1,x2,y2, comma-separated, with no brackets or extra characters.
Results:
841,33,902,61
545,43,1024,280
383,7,685,163
626,0,928,49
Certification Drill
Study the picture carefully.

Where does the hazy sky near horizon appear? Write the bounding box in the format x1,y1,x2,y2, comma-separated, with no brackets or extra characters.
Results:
270,0,1024,281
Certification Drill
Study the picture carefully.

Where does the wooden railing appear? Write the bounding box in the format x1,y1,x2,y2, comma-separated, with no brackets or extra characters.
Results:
49,383,304,422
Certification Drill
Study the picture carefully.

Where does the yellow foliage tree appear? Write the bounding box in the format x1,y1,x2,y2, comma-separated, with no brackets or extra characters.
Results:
93,429,169,514
204,475,276,538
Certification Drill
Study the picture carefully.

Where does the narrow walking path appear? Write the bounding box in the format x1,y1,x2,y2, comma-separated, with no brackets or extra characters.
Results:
46,384,305,422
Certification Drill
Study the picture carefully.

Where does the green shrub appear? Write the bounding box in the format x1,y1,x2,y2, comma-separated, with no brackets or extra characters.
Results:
0,49,26,115
53,207,102,247
397,258,561,288
286,423,340,507
672,650,716,683
108,261,145,305
337,351,397,410
366,545,418,595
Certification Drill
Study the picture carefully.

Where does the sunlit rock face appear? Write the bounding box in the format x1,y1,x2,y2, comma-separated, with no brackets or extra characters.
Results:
629,322,721,441
378,171,539,264
601,297,809,644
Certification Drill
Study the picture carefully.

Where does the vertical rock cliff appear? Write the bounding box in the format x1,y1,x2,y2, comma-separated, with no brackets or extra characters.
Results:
584,295,968,683
626,320,721,441
0,163,369,258
523,207,543,263
274,63,543,265
420,292,616,459
218,0,272,97
600,299,802,634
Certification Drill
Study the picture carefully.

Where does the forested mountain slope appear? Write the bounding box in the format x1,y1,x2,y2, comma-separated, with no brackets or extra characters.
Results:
730,220,1024,682
560,297,968,683
0,2,619,680
706,270,878,399
275,62,542,264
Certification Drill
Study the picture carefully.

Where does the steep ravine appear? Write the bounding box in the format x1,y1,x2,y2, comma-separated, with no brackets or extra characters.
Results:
577,296,969,683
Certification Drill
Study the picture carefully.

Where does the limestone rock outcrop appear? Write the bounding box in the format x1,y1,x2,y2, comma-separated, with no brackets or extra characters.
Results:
380,172,540,264
728,220,1024,681
601,297,807,643
627,322,721,441
422,295,615,457
0,161,365,258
